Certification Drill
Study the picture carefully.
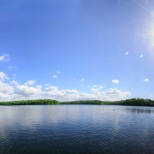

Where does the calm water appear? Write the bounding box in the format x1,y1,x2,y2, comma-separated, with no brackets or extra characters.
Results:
0,105,154,154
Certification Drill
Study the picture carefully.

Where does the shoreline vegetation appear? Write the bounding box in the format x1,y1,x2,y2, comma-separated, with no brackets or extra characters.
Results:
0,98,154,106
0,99,60,105
61,98,154,106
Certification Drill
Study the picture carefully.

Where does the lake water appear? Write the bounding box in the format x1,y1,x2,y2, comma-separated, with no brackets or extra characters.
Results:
0,105,154,154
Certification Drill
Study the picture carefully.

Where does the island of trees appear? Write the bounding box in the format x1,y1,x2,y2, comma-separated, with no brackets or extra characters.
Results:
0,98,154,106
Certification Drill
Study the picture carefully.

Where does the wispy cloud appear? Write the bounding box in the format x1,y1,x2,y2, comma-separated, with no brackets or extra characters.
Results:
0,54,9,62
143,78,149,82
56,71,60,74
12,74,16,80
52,71,60,79
52,75,57,79
8,66,17,69
125,52,129,55
80,78,85,82
91,85,105,93
106,88,131,98
112,79,120,84
25,80,36,85
139,54,144,58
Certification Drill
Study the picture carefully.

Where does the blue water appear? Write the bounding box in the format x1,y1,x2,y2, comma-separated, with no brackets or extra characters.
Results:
0,105,154,154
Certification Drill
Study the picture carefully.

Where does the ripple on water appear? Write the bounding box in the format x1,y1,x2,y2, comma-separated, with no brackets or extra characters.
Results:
0,105,154,154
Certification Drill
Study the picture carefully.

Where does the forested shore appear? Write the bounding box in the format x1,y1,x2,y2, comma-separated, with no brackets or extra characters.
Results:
0,99,60,105
0,98,154,106
62,98,154,106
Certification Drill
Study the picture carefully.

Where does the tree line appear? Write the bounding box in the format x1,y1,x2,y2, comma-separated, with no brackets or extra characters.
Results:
0,99,60,105
0,98,154,106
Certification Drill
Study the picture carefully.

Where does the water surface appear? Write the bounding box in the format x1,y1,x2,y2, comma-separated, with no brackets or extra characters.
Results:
0,105,154,154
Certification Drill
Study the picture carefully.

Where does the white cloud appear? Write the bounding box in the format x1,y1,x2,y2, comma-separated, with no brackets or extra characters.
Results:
112,79,120,84
52,71,60,79
8,66,16,69
0,72,9,81
24,80,36,85
0,80,15,101
140,54,144,58
11,80,19,86
15,84,42,97
45,84,50,87
106,88,131,98
0,81,14,94
0,72,131,102
143,78,149,82
42,86,131,102
0,82,131,102
80,78,85,82
125,52,129,55
0,54,9,62
45,86,58,92
52,75,57,79
91,85,105,93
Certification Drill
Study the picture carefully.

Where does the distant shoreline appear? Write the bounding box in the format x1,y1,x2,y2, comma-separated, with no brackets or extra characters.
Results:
0,99,60,105
0,98,154,107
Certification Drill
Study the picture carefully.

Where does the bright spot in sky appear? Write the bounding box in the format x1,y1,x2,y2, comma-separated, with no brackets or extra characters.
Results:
52,75,57,79
125,52,129,55
143,78,150,82
144,22,154,56
140,54,144,58
148,25,154,47
112,80,120,84
80,78,85,82
0,0,154,101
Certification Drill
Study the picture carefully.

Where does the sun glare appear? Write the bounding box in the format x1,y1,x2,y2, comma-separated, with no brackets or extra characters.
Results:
140,22,154,57
147,23,154,54
149,25,154,46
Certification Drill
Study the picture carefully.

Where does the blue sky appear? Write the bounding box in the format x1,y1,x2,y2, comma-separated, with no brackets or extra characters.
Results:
0,0,154,101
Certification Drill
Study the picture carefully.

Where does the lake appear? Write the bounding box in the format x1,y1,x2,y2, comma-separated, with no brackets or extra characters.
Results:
0,105,154,154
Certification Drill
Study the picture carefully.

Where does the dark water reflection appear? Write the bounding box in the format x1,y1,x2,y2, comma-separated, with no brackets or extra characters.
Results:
125,107,154,114
0,105,154,154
